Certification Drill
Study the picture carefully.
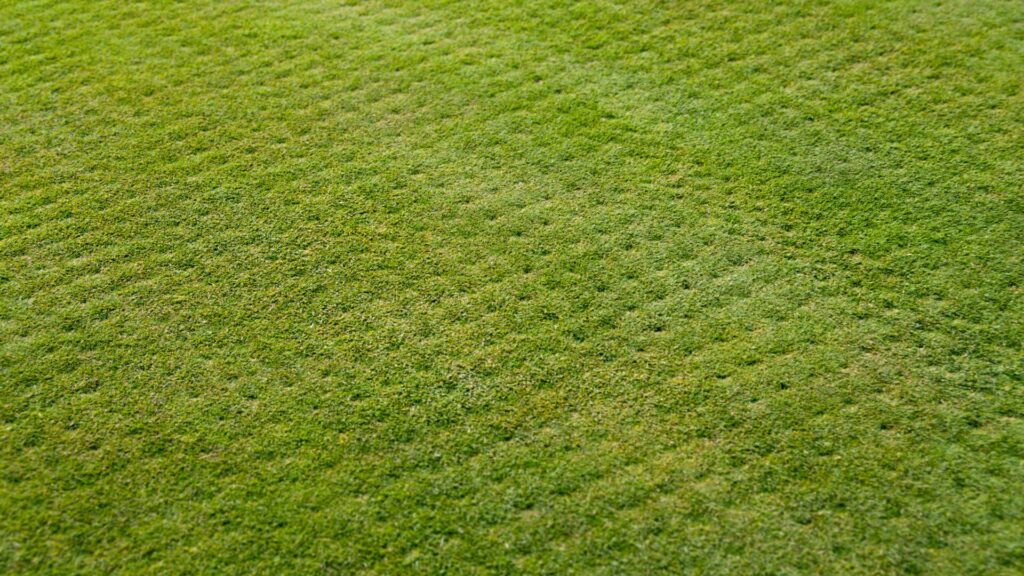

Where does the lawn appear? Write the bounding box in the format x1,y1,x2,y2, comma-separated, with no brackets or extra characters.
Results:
1,0,1023,573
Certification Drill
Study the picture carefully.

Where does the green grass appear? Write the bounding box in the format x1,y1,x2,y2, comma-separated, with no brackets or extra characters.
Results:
2,0,1023,573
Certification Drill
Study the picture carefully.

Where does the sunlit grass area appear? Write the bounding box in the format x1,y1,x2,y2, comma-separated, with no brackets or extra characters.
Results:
2,0,1023,573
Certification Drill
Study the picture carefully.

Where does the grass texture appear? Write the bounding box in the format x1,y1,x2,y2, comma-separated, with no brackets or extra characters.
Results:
2,0,1023,573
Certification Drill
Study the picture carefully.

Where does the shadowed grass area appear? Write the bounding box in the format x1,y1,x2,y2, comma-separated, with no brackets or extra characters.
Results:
1,0,1023,573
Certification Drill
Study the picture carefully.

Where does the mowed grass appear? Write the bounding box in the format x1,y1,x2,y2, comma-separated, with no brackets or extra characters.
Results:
2,0,1023,573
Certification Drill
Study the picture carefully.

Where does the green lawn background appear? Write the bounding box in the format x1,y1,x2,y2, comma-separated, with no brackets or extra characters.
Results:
1,0,1023,573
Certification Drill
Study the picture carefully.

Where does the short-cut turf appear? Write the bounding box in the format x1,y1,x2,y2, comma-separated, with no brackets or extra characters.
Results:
2,0,1023,574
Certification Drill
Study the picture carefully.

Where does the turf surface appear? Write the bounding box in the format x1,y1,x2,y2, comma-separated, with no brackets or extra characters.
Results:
2,0,1024,573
